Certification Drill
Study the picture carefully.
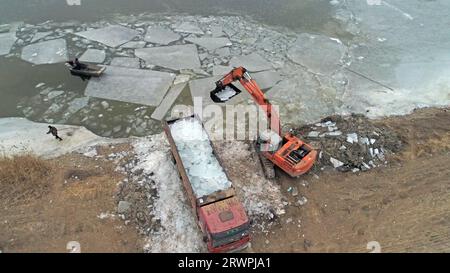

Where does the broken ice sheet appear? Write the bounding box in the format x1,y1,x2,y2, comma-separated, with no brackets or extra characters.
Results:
151,82,187,121
252,70,282,90
0,32,17,56
67,97,90,114
31,31,52,43
212,65,233,76
21,39,67,64
185,37,232,51
120,41,146,49
135,44,200,71
209,26,225,37
174,22,204,35
79,49,106,63
266,72,337,125
287,33,346,75
75,25,139,47
110,57,140,69
144,26,181,45
230,53,273,72
84,66,175,106
169,118,231,197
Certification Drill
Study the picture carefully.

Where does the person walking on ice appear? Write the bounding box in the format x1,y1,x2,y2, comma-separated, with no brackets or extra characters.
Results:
47,125,63,141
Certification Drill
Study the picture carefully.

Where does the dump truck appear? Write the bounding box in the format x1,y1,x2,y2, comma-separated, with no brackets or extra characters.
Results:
163,114,251,253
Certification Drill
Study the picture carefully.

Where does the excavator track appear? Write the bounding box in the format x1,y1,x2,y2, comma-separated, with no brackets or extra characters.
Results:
254,142,275,179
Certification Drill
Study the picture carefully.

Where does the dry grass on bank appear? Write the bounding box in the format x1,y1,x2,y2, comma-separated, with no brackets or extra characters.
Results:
0,155,53,205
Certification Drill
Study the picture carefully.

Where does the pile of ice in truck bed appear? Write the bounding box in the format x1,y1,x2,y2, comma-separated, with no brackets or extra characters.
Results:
169,117,232,197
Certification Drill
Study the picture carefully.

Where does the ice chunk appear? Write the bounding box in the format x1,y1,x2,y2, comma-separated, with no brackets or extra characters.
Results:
189,76,251,106
308,131,320,137
79,49,106,63
173,74,191,85
47,90,64,100
169,117,232,197
265,72,336,124
252,70,282,90
21,39,67,64
31,31,52,43
75,25,139,47
144,26,181,45
120,41,146,49
210,26,225,37
174,22,204,35
230,53,272,72
185,37,232,51
287,33,346,75
151,83,187,121
215,86,237,102
67,97,90,114
110,57,140,68
0,32,17,56
212,65,233,76
346,133,358,144
214,47,230,57
84,66,175,106
135,44,200,71
330,157,344,168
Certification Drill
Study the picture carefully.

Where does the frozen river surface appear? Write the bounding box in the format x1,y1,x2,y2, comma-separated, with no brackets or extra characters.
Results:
0,0,449,137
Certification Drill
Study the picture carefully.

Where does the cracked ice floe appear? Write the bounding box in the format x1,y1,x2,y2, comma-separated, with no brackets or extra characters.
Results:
144,26,181,45
151,82,186,121
169,118,232,198
135,44,200,71
110,57,140,68
0,32,17,56
67,97,90,114
75,25,139,47
132,134,204,252
21,39,67,64
120,41,146,49
212,65,233,76
31,31,52,43
174,22,204,35
230,53,273,72
185,37,232,51
209,26,225,37
287,33,346,75
251,70,282,90
266,71,337,125
79,49,106,63
84,66,175,106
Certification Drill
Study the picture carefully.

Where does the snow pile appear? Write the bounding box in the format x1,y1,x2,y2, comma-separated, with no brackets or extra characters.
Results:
213,141,286,225
131,134,204,252
169,118,232,197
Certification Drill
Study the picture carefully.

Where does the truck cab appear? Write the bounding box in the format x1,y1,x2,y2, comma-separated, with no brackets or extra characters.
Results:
198,196,251,253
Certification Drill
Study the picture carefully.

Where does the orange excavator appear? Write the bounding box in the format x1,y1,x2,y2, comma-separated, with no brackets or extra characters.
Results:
210,66,317,178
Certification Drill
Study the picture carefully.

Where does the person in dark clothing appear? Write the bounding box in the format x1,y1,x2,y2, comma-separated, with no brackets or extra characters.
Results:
74,58,82,70
47,125,63,141
66,58,86,70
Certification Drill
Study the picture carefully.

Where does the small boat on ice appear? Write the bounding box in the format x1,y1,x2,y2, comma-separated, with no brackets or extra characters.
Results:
66,63,106,77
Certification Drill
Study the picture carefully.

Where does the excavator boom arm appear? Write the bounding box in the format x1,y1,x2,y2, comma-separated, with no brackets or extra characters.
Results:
213,67,281,135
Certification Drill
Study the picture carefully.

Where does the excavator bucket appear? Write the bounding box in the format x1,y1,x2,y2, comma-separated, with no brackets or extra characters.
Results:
210,83,242,103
